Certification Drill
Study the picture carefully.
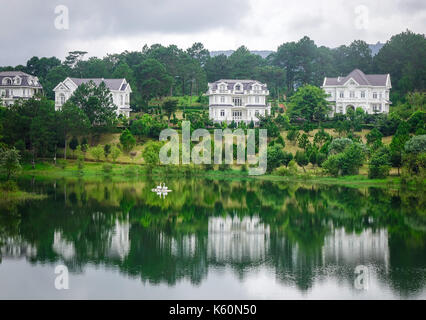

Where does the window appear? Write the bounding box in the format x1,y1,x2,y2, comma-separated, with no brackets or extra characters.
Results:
350,91,355,98
379,93,382,99
233,97,242,106
339,91,344,98
220,96,225,103
120,95,124,105
255,110,259,117
220,110,225,117
373,92,377,99
373,104,382,112
60,93,66,105
232,111,242,119
361,91,365,98
235,84,241,91
255,96,259,103
219,85,226,93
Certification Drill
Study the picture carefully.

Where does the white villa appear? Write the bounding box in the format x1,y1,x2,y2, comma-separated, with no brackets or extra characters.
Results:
0,71,43,106
207,79,271,125
53,77,132,117
322,69,391,115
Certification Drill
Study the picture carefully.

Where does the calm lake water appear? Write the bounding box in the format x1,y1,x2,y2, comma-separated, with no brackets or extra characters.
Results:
0,176,425,299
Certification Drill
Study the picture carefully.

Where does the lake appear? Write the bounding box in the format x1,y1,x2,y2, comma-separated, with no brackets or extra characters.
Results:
0,176,425,299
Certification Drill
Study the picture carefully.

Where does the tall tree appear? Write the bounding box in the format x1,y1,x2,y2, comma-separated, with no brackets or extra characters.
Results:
58,102,90,159
69,81,117,128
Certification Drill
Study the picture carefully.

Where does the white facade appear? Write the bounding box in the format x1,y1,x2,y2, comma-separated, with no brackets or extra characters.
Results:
0,71,43,106
321,69,391,115
53,77,132,117
207,79,271,125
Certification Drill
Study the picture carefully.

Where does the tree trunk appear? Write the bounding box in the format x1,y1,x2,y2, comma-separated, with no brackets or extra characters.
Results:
64,138,67,160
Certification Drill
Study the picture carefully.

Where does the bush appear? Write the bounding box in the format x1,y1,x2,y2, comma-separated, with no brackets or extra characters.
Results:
295,150,308,172
124,165,138,176
102,163,113,174
328,138,353,155
219,163,230,171
368,147,391,179
322,154,341,176
323,143,366,176
1,180,18,192
56,159,67,169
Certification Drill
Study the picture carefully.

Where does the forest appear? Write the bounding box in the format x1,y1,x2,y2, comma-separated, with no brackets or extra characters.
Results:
0,30,425,110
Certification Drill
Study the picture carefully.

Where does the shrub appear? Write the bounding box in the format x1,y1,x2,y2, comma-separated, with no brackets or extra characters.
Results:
124,165,138,176
1,180,18,192
102,163,113,174
56,159,67,169
328,138,353,155
368,147,391,179
120,128,136,153
295,150,309,172
89,145,104,162
219,163,230,171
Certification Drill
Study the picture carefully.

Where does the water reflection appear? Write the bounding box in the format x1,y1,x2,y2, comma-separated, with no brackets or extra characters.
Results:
0,177,425,299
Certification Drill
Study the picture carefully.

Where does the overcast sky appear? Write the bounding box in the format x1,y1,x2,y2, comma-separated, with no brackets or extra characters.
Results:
1,0,425,66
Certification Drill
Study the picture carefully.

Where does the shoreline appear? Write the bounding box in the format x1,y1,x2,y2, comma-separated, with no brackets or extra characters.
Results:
16,160,407,189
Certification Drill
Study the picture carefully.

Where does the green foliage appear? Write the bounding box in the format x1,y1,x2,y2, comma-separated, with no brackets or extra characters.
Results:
323,143,366,176
0,147,21,180
119,129,136,153
89,145,104,161
297,133,310,150
69,136,79,152
70,81,117,128
267,143,286,173
162,98,178,123
142,141,163,167
104,144,111,159
0,180,18,191
369,146,391,179
130,114,167,138
295,150,308,172
328,138,353,155
374,30,426,101
218,163,230,171
102,163,113,174
288,85,332,122
313,128,331,147
404,135,426,154
110,145,122,163
287,128,300,145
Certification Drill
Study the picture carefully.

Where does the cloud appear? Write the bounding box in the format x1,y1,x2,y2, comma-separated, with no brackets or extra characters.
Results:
0,0,424,66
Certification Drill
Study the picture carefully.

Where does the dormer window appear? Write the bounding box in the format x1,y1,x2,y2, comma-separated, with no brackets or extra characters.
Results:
219,84,226,93
14,77,21,85
235,84,241,91
2,78,12,85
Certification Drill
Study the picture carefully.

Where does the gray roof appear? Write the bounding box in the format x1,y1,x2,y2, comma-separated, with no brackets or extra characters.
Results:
69,78,126,91
209,79,267,91
324,69,388,86
0,71,43,88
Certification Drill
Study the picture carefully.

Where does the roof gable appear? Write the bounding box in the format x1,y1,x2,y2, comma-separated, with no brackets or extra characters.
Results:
323,69,389,87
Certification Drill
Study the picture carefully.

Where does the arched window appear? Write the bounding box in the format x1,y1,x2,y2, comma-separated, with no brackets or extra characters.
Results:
2,78,12,85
